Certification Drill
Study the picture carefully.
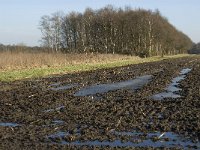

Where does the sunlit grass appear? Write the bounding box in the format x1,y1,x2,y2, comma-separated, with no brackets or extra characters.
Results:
0,53,193,81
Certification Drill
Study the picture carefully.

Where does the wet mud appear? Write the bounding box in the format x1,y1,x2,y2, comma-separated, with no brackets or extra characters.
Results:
0,56,200,149
151,68,192,100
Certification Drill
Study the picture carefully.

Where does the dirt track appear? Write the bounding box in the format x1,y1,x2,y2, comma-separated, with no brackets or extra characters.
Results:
0,56,200,149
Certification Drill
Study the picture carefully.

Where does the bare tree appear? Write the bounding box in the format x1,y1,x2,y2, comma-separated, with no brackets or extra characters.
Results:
39,15,53,51
39,6,193,56
39,11,64,52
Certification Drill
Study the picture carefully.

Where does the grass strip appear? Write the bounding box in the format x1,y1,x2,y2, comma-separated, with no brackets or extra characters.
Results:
0,54,192,81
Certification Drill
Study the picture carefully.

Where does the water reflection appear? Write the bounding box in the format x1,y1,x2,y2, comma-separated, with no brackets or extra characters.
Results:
74,75,152,96
44,106,65,112
50,84,77,91
0,122,20,127
47,130,199,149
152,68,192,100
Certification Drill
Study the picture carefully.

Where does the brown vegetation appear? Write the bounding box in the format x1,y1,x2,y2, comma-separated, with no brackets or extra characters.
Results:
0,51,138,71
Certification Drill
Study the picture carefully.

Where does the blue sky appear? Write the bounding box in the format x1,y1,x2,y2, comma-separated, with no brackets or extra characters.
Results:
0,0,199,46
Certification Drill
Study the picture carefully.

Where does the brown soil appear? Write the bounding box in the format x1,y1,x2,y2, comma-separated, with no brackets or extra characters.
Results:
0,56,199,149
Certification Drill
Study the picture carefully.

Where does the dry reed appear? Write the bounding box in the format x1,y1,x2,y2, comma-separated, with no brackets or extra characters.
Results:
0,51,140,71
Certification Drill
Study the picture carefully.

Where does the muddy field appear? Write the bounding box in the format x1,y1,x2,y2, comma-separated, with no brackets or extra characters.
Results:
0,56,200,149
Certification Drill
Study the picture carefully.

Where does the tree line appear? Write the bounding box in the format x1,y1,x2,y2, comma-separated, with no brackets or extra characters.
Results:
188,42,200,54
0,43,46,53
40,6,193,57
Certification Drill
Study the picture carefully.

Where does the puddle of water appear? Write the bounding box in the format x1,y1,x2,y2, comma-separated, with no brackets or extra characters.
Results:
48,130,81,139
51,85,76,91
113,130,178,140
47,130,199,149
151,68,192,100
152,92,181,100
52,120,65,125
48,131,70,138
0,122,20,127
157,113,164,119
43,120,65,127
74,75,152,96
180,68,192,75
50,82,61,87
44,106,65,112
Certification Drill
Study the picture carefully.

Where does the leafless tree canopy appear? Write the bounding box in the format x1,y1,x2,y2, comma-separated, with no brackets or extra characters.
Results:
39,6,193,57
188,43,200,54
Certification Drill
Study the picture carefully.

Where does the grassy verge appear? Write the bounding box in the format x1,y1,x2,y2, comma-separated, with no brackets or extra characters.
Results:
0,54,191,81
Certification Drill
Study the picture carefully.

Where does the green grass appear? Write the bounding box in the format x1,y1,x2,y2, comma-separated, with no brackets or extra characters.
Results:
0,54,191,81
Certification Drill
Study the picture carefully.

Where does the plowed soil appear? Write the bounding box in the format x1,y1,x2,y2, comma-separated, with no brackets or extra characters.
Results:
0,56,199,149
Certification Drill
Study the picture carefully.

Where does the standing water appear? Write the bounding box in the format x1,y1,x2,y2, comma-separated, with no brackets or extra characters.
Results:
151,68,192,100
74,75,152,96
